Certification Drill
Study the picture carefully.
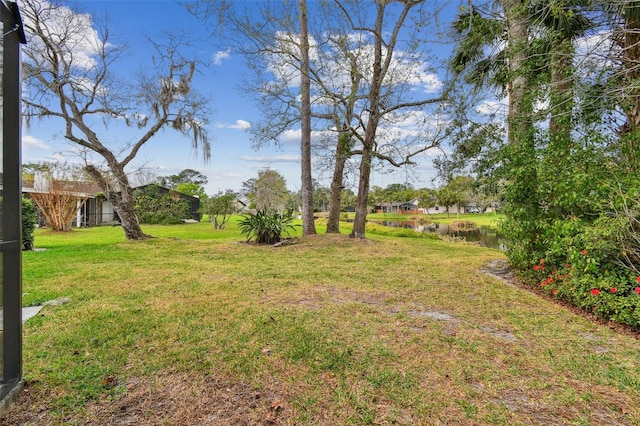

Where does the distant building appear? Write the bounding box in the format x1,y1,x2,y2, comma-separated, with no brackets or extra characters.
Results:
21,178,116,227
375,198,421,214
19,180,200,228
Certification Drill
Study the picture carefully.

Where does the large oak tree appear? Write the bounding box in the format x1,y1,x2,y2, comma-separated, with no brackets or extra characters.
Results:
21,0,211,240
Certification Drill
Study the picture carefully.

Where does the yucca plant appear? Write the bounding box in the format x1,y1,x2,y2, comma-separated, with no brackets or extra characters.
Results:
238,209,295,244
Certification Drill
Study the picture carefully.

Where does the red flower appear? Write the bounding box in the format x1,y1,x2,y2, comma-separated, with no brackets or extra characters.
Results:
533,264,544,271
635,287,640,294
539,258,545,265
580,250,587,255
565,263,571,268
552,289,558,295
590,289,600,296
610,287,617,294
636,276,640,283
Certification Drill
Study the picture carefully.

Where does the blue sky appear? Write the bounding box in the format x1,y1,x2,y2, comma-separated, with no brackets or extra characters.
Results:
21,0,463,195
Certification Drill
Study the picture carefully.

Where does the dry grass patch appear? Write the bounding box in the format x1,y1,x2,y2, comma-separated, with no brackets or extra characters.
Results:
5,372,287,426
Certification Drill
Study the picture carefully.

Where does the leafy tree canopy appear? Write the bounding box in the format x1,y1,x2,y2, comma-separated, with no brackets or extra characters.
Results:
159,169,208,189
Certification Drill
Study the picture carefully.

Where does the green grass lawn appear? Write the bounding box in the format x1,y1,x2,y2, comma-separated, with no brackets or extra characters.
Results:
7,219,640,425
359,212,503,229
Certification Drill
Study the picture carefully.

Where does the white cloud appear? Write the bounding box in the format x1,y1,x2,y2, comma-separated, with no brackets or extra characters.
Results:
23,135,50,150
280,129,301,143
476,100,507,116
575,31,611,61
264,31,443,95
230,119,251,130
213,49,231,66
241,155,300,163
215,119,251,130
22,0,105,71
48,152,67,162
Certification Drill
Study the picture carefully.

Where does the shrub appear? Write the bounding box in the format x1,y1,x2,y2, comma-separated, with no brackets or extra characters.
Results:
238,209,295,244
524,210,640,329
22,197,37,250
134,185,191,225
499,130,640,329
531,254,640,329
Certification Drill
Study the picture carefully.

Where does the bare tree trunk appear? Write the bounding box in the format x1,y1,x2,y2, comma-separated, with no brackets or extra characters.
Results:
549,37,574,143
351,143,373,238
620,11,640,132
350,1,385,239
85,162,150,240
113,193,148,241
327,46,360,234
326,131,349,233
299,0,316,236
501,0,530,145
618,9,640,171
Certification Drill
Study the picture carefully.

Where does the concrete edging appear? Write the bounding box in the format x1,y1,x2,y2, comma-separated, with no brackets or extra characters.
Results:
0,380,25,418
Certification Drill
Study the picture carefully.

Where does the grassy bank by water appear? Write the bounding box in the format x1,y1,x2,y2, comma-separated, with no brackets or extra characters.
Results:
364,212,503,229
5,219,640,425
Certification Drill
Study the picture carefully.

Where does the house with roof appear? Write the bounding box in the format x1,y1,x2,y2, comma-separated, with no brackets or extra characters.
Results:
21,177,117,227
20,177,200,228
375,199,421,214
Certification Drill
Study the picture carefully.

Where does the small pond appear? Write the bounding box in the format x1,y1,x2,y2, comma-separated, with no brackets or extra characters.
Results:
372,220,505,250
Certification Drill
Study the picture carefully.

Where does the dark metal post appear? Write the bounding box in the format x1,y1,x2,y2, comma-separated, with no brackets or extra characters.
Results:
1,0,26,403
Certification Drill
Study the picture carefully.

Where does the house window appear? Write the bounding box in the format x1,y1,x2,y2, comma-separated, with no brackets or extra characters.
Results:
0,0,26,406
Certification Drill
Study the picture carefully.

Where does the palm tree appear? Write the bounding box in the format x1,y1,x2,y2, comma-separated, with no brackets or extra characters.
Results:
528,0,594,143
600,1,640,169
449,0,533,145
449,4,508,94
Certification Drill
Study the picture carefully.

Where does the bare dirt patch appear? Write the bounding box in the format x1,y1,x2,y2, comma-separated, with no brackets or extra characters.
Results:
491,382,637,426
481,259,517,284
2,373,287,426
279,284,388,311
292,233,379,249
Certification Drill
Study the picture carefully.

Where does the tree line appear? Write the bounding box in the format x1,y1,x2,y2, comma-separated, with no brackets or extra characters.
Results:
21,0,451,241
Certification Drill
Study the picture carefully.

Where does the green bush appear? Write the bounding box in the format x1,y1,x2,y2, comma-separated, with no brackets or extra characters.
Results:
22,197,37,250
510,165,640,329
497,127,640,329
238,209,295,244
530,252,640,329
134,185,191,225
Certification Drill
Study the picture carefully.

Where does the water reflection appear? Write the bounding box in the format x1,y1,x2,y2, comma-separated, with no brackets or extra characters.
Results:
373,220,505,250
